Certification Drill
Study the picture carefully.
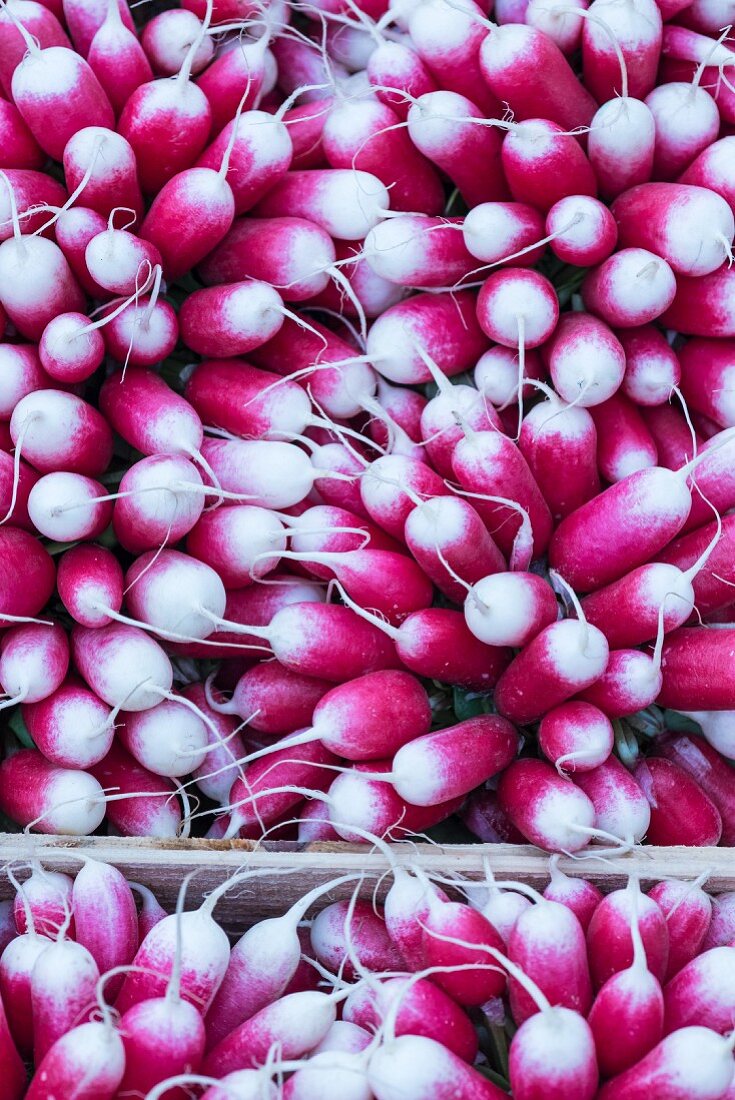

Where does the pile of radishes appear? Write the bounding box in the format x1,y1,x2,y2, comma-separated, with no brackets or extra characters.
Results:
1,856,734,1098
0,0,734,853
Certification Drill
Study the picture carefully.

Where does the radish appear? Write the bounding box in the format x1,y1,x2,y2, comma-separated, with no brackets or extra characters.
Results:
185,682,247,804
588,96,656,200
462,201,545,267
0,928,51,1058
525,0,587,54
0,750,105,835
406,90,508,207
591,392,659,480
680,712,735,761
0,990,24,1100
580,558,701,648
195,32,270,137
204,989,345,1077
418,891,507,1006
30,931,99,1063
84,222,161,295
0,0,70,97
582,247,677,327
0,527,55,620
210,661,330,735
651,730,735,844
12,868,73,940
501,119,597,211
68,858,137,1002
705,893,735,950
679,136,735,214
643,404,700,470
38,313,105,384
498,758,597,852
368,1033,507,1100
10,390,113,476
311,895,405,980
574,755,652,845
196,108,293,215
63,125,143,220
0,450,37,532
408,0,499,115
542,856,603,932
477,267,559,357
404,494,506,603
87,0,153,117
61,0,134,57
71,622,176,711
587,878,670,990
464,571,558,648
479,23,597,129
659,513,735,617
179,279,295,358
90,742,183,838
649,875,713,979
597,1026,735,1099
677,338,735,428
119,699,210,778
27,472,111,542
384,866,450,972
588,879,665,1078
612,182,734,276
578,647,663,718
543,312,626,407
645,80,720,179
186,504,288,589
581,0,662,104
98,284,179,368
546,194,618,266
110,453,205,554
56,545,123,629
0,232,85,342
0,622,68,709
539,700,614,773
0,168,68,242
26,1017,125,1099
661,264,735,337
141,9,214,76
363,215,475,289
619,325,681,406
53,206,109,297
253,168,389,239
0,345,50,422
518,388,601,519
658,627,735,709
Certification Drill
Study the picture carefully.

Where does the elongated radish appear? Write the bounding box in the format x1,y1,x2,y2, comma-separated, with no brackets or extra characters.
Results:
31,934,99,1063
498,758,597,851
420,894,507,1006
462,201,545,267
597,1025,735,1099
0,990,24,1100
10,390,113,476
0,527,55,619
645,81,719,179
368,1033,507,1100
518,390,600,519
464,571,558,648
649,876,713,979
587,878,669,990
591,392,659,481
542,312,626,407
12,868,73,940
0,622,68,708
539,701,614,773
543,857,602,932
141,10,214,76
658,627,735,709
408,0,499,115
25,1018,125,1100
62,125,143,221
56,545,123,629
501,119,597,211
364,215,475,288
582,247,677,327
619,325,681,406
90,742,182,838
651,730,735,844
578,647,662,718
574,755,652,844
0,750,105,835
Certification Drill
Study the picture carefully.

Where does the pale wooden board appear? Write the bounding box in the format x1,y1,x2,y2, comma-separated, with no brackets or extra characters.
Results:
0,835,733,928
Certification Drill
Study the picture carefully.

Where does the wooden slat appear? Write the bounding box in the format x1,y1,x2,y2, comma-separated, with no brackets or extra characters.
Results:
0,835,733,928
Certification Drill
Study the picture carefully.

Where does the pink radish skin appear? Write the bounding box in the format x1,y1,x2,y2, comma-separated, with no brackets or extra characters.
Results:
311,237,404,320
498,758,597,852
419,381,503,479
368,1033,507,1100
705,893,735,950
464,571,558,649
659,514,735,617
27,472,111,542
508,896,593,1024
577,648,662,718
122,548,229,643
657,627,735,709
677,339,735,427
131,883,167,945
406,90,508,207
582,247,677,327
480,885,532,947
26,1019,125,1099
405,496,506,603
72,859,137,1001
494,617,610,725
31,936,99,1063
619,325,681,406
0,750,105,835
199,216,335,301
71,622,174,711
525,0,588,54
360,454,445,541
549,465,692,590
452,430,553,559
0,930,51,1057
327,761,463,842
56,544,123,629
196,110,293,216
408,0,500,115
0,991,24,1100
509,1003,598,1100
574,756,652,844
366,290,488,385
23,676,114,769
118,75,212,195
99,367,203,458
664,946,735,1035
648,878,712,979
590,392,659,481
142,10,214,76
311,898,404,980
62,0,134,56
547,195,618,266
90,742,182,838
613,182,734,276
141,166,235,281
420,895,508,1006
0,236,85,341
643,405,700,470
0,621,67,707
384,870,449,972
39,312,105,383
367,38,438,120
0,450,37,531
364,215,475,288
501,119,597,211
111,454,204,554
679,136,735,214
0,345,50,421
11,45,114,160
0,2,70,97
387,714,519,806
84,226,161,295
587,881,670,990
117,995,205,1099
185,504,287,589
543,312,626,407
582,0,662,104
518,392,600,520
99,291,178,367
645,81,719,179
543,859,603,932
539,701,614,773
10,390,113,476
0,169,68,242
661,265,735,338
87,0,153,116
462,202,545,267
597,1025,735,1099
253,169,389,241
633,757,722,846
54,206,109,296
479,24,597,130
652,731,735,844
580,562,695,648
62,125,143,221
179,280,287,358
196,37,268,138
204,990,342,1078
12,869,73,940
185,683,247,804
322,98,444,215
0,527,55,618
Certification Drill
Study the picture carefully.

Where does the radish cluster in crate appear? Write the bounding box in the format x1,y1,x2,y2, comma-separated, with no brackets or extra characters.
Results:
0,0,735,848
1,857,735,1098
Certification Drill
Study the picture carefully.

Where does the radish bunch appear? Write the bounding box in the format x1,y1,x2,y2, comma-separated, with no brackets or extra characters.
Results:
1,856,733,1098
0,0,732,860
